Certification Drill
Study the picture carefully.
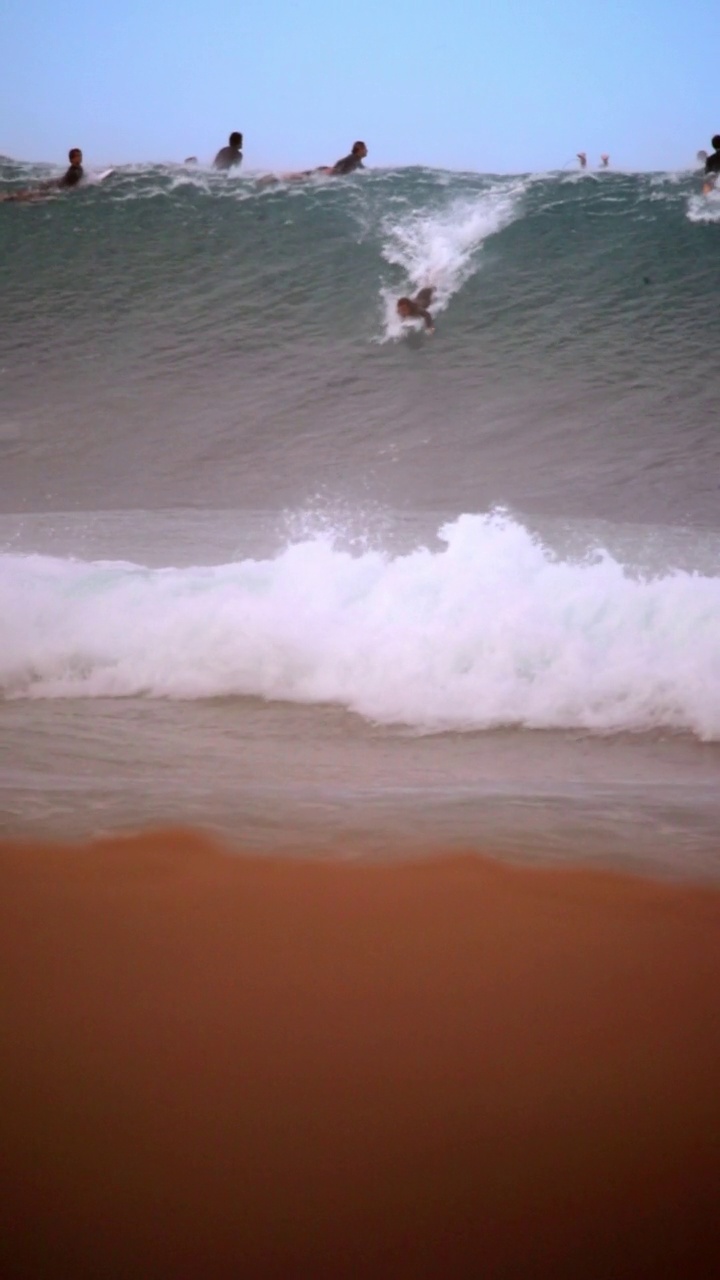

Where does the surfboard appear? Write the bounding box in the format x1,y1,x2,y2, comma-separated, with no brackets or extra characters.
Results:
94,169,115,183
257,167,333,188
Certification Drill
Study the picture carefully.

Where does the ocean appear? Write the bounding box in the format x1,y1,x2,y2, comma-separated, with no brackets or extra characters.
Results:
1,158,719,879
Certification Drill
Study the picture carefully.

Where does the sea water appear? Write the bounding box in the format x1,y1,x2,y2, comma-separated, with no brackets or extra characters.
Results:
1,160,719,878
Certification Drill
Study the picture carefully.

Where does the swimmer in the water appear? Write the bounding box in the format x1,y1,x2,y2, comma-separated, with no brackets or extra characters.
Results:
577,152,587,169
703,134,720,193
397,287,435,333
0,147,84,202
213,132,243,171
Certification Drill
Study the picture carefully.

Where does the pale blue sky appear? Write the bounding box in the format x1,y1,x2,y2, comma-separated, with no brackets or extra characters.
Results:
1,0,715,171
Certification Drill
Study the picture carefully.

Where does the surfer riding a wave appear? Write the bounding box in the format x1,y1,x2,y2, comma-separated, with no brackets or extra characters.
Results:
397,287,436,334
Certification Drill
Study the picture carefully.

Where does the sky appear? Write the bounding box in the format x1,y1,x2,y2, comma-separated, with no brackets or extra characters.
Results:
1,0,716,172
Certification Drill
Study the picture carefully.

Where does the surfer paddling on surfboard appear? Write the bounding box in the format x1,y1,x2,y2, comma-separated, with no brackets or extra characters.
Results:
58,148,84,187
0,147,85,202
301,140,369,178
397,287,436,334
327,140,368,175
258,141,369,186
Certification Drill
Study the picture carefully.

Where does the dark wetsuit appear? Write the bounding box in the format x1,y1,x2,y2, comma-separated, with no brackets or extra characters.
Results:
705,150,720,175
214,145,243,171
331,153,365,176
58,165,83,188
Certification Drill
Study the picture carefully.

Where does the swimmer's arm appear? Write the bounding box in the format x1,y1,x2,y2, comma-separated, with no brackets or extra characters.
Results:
420,309,435,333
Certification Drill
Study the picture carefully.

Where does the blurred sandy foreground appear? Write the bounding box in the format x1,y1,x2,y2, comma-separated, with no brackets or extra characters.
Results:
2,828,719,1278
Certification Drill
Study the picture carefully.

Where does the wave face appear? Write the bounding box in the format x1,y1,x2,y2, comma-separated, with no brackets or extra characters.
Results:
1,162,719,524
1,161,719,746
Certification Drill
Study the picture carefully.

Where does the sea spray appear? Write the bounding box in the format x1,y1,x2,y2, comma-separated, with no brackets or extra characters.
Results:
2,512,719,739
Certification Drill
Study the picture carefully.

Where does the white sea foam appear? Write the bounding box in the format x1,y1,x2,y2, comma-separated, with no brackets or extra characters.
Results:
378,180,527,339
686,189,720,223
2,512,719,739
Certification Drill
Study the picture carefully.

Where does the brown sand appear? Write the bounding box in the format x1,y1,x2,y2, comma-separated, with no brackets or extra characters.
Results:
1,829,719,1278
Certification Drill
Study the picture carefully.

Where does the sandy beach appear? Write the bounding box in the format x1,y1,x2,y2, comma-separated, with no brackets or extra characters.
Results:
1,829,719,1278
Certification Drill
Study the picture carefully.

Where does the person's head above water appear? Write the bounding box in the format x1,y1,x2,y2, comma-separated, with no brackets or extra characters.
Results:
229,132,243,149
396,287,435,332
712,134,720,152
351,141,368,158
68,148,82,167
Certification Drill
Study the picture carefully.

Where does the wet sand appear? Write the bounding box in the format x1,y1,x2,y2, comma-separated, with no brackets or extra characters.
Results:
2,829,719,1278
